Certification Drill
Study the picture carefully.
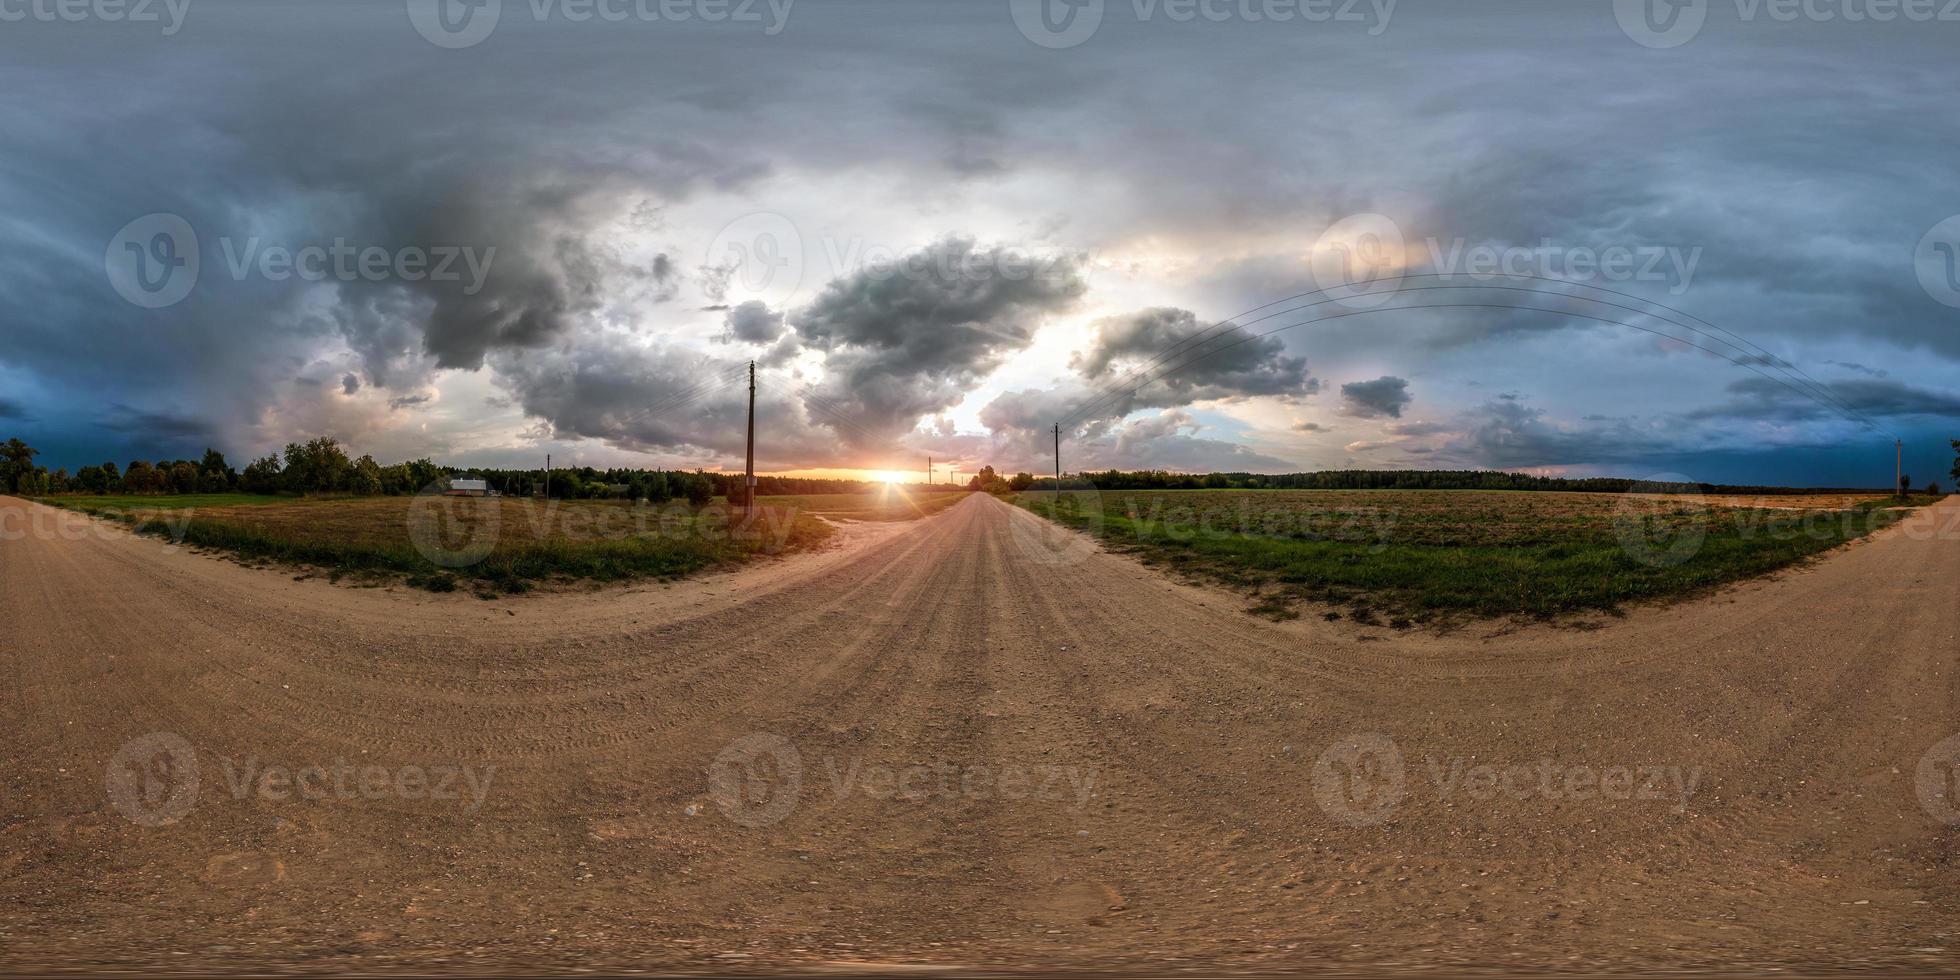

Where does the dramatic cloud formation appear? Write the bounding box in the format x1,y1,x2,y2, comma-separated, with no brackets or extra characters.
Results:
3,2,1958,484
789,237,1088,444
1340,377,1413,419
721,300,785,345
1072,307,1317,405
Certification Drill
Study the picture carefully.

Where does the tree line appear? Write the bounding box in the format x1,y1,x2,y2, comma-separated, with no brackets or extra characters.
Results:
9,433,1954,501
0,435,877,502
988,466,1949,496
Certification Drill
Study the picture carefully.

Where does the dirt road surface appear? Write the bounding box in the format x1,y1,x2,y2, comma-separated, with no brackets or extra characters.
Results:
3,492,1958,974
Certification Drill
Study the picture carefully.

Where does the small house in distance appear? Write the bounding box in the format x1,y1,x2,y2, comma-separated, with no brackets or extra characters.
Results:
445,478,491,497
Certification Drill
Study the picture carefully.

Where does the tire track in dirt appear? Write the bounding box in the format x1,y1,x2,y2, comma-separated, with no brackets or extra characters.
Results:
1,492,1956,973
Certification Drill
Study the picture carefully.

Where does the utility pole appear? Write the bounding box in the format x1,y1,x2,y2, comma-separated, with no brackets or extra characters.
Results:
1053,422,1061,500
928,455,932,489
544,453,551,499
1897,438,1903,495
744,360,757,520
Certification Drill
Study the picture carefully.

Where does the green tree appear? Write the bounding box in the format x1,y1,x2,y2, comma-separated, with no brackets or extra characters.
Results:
283,437,352,493
239,455,283,494
123,460,159,494
681,471,713,506
167,461,199,494
1008,472,1034,491
1,437,38,492
349,455,384,495
402,458,442,495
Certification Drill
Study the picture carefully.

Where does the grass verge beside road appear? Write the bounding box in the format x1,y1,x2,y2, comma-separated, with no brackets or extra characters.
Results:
31,489,965,593
1016,488,1939,623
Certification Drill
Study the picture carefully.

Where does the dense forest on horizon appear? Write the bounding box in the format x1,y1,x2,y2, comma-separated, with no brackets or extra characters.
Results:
4,434,1941,501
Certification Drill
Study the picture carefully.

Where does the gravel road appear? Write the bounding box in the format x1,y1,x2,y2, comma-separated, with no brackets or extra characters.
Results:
3,492,1957,974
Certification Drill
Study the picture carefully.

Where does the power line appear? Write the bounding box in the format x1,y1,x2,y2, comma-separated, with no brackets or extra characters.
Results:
1060,299,1881,436
1057,283,1876,432
1058,273,1871,431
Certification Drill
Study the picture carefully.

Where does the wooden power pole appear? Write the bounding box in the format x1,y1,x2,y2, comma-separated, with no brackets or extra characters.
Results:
744,360,757,520
544,453,550,499
1053,423,1061,499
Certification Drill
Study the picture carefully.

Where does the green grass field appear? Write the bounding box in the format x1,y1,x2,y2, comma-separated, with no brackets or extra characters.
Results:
52,493,290,511
34,489,965,593
1016,488,1937,623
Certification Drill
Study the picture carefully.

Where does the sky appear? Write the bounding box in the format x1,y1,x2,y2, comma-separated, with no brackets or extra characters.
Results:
3,0,1959,487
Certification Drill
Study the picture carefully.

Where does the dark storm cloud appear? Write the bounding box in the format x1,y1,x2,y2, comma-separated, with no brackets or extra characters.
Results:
791,237,1088,443
721,300,785,345
1685,376,1960,424
1339,376,1412,419
1072,307,1317,404
0,398,28,421
99,404,220,444
3,1,1958,486
978,385,1093,444
489,335,916,470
